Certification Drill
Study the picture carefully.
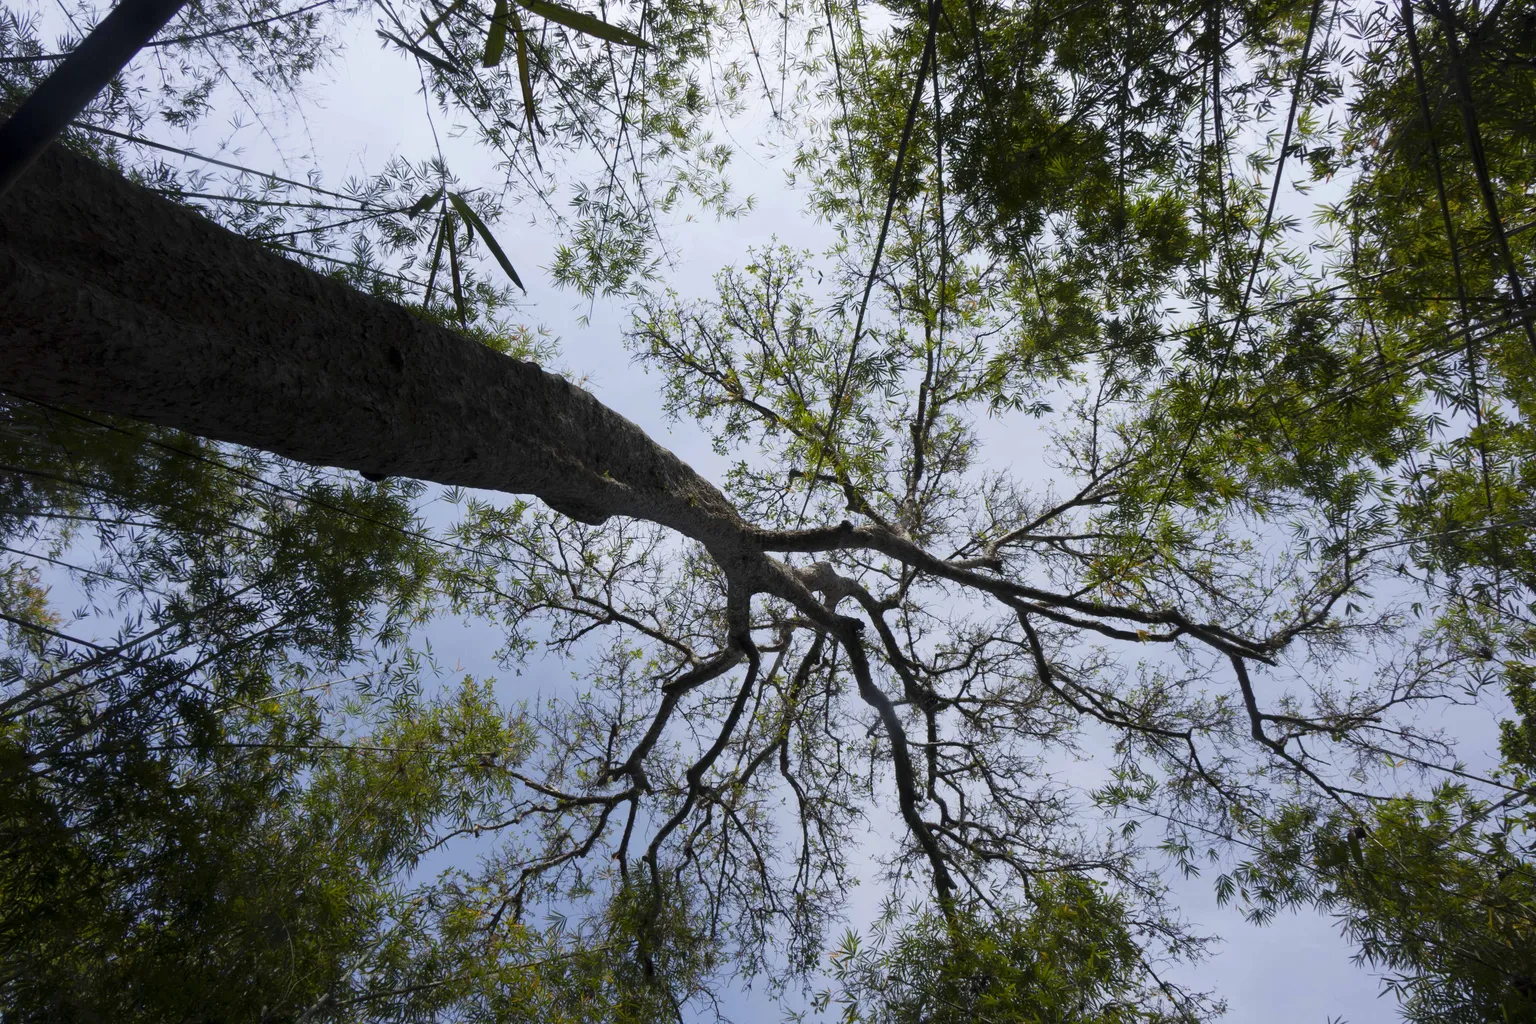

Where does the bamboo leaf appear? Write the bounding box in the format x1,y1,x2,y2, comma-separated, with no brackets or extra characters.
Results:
512,0,650,49
424,210,447,307
445,210,467,324
415,0,467,42
484,0,510,67
417,8,460,68
512,7,540,137
447,191,526,292
376,29,460,75
406,186,445,218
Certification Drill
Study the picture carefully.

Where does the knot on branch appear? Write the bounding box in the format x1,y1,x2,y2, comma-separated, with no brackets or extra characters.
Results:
797,560,862,610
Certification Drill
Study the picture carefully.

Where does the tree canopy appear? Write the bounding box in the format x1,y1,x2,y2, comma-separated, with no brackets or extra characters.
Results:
2,0,1536,1019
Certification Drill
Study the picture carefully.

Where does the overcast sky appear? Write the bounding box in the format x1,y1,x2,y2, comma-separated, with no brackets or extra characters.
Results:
28,3,1498,1016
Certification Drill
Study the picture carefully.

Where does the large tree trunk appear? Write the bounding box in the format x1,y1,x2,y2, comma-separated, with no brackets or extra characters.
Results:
0,145,752,562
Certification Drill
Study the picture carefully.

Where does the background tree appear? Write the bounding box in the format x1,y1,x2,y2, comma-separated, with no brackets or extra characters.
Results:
815,880,1217,1024
0,389,727,1021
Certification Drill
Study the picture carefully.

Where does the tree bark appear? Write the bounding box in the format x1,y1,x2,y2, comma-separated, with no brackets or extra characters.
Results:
0,145,751,561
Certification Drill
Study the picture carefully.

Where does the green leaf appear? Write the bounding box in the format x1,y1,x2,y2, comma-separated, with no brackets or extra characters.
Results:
484,0,509,68
512,0,650,49
424,211,448,307
376,29,460,75
512,7,540,138
406,187,445,218
444,210,466,324
447,191,526,292
415,0,467,42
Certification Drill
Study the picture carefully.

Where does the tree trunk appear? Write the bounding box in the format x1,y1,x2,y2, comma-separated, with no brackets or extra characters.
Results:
0,146,991,896
0,145,751,560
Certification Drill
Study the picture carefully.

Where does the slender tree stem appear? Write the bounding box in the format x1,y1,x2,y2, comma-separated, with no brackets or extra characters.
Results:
0,0,189,196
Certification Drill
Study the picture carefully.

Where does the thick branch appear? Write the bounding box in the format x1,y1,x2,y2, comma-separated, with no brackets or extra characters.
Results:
0,145,751,562
761,520,1272,661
